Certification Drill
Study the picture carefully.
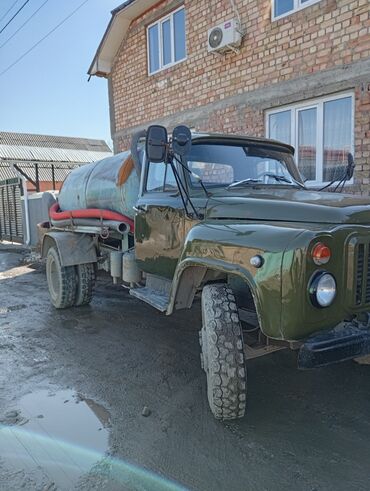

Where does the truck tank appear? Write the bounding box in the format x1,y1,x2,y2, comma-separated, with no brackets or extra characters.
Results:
58,151,140,220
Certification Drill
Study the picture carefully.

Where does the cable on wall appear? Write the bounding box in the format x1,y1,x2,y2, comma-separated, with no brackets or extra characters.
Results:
229,0,246,35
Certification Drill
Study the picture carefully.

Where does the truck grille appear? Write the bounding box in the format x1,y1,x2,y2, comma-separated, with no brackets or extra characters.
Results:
355,241,370,306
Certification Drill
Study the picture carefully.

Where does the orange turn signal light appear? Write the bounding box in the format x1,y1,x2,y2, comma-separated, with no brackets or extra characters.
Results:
312,243,331,265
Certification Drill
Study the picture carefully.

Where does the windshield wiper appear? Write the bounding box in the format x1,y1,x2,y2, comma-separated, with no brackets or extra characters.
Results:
227,178,262,189
263,173,293,184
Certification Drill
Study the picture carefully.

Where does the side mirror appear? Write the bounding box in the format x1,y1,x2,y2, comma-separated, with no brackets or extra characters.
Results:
146,125,168,163
172,125,192,157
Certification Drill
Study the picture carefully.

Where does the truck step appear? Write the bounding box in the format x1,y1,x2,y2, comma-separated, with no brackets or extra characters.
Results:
129,287,169,312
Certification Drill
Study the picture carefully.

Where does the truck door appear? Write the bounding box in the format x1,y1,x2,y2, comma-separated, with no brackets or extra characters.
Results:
134,160,185,279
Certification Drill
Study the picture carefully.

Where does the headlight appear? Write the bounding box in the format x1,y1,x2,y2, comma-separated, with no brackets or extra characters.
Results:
309,272,336,308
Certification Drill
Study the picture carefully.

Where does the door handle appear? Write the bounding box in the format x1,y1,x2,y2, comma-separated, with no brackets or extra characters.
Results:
133,204,147,213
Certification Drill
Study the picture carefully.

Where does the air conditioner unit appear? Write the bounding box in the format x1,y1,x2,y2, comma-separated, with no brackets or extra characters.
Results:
207,19,242,54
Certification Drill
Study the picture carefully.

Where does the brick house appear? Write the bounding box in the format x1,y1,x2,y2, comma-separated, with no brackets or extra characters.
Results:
89,0,370,192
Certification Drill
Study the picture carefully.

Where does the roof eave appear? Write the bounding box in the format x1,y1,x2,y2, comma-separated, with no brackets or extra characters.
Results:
88,0,160,78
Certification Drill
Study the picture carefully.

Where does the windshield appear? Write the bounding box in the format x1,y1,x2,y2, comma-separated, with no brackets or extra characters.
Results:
185,143,303,188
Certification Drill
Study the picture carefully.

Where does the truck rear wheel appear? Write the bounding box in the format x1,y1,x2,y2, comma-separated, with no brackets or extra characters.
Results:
75,263,95,306
200,284,247,420
46,246,77,309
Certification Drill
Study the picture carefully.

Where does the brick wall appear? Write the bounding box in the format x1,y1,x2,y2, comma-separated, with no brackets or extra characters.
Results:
109,0,370,191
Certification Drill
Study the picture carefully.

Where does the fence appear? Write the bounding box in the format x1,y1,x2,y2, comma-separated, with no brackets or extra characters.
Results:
0,178,23,243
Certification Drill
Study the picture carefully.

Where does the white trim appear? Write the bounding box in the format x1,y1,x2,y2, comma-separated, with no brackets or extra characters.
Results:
147,5,186,76
266,91,355,187
272,0,321,21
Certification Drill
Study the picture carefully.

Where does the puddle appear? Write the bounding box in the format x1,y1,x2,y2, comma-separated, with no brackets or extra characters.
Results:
0,389,110,490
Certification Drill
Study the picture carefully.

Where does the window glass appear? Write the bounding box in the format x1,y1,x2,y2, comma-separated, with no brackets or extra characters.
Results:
146,163,178,192
162,19,172,66
323,97,352,182
269,110,291,144
267,94,353,183
187,144,299,188
148,8,186,74
147,163,166,192
174,9,186,61
164,165,177,190
274,0,294,17
298,107,317,182
148,25,159,73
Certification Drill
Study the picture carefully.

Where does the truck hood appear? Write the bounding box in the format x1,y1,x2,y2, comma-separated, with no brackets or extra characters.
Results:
206,188,370,225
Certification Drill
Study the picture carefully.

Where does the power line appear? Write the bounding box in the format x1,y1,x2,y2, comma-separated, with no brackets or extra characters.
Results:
0,0,51,50
0,0,31,35
0,0,20,24
0,0,91,77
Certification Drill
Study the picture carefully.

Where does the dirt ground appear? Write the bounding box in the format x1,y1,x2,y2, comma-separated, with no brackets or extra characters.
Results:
1,247,370,491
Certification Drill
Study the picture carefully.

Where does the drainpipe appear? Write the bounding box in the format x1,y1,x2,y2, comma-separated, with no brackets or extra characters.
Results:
11,164,31,246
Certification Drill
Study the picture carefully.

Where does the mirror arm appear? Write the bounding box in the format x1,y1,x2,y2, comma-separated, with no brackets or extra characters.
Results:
172,154,210,198
169,159,202,220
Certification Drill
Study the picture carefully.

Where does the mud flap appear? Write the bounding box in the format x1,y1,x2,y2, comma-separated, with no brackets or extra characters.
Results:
298,324,370,369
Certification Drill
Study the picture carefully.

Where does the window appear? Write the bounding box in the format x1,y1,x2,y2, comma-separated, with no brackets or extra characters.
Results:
272,0,321,20
146,162,177,192
147,7,186,75
267,93,354,185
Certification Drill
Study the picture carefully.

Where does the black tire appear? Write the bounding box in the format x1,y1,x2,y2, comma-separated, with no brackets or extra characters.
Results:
46,246,77,309
200,283,247,420
75,263,95,306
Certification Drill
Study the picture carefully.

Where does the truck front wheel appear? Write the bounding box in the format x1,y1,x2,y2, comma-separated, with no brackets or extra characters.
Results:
200,284,247,420
46,246,77,309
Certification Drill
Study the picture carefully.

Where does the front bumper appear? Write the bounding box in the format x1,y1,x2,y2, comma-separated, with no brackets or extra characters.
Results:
298,321,370,369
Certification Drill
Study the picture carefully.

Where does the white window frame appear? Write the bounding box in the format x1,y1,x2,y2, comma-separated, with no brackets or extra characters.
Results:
147,6,186,76
272,0,321,21
266,92,355,187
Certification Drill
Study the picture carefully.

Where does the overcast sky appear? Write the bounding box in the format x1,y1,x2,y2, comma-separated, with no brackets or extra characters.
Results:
0,0,120,147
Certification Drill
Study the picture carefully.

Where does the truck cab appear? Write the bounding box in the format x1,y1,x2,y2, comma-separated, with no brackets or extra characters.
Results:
42,125,370,421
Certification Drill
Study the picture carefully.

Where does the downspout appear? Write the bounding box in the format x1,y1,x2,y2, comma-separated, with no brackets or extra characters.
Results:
11,163,31,246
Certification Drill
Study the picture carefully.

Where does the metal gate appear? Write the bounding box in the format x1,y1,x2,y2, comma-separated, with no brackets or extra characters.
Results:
0,178,23,243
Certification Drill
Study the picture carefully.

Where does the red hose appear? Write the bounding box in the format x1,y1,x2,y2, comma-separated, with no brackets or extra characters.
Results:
49,203,134,232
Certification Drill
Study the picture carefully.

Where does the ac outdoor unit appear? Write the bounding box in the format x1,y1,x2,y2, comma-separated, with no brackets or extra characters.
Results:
207,19,242,54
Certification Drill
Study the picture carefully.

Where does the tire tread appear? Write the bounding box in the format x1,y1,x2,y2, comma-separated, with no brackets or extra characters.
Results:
201,284,247,420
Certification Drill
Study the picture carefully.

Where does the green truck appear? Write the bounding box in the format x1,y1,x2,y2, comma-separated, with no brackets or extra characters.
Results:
43,125,370,420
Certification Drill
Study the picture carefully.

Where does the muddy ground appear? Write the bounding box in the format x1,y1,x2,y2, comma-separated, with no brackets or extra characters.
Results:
1,248,370,491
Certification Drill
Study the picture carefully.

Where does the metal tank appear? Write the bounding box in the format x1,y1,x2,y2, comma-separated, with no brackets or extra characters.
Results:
58,151,140,219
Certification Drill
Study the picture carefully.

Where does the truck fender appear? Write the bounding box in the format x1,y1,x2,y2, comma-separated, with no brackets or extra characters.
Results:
167,257,262,322
42,232,97,267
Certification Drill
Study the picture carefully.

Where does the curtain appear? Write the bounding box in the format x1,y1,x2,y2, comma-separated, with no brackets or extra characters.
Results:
323,97,352,182
298,107,317,181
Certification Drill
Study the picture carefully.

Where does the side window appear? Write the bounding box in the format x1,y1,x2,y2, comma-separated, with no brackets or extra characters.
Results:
146,163,178,192
164,164,177,190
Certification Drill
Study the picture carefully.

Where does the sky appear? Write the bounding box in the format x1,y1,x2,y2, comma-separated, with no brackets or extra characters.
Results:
0,0,121,147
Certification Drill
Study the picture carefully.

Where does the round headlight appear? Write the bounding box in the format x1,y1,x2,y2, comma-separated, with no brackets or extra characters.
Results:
309,272,336,308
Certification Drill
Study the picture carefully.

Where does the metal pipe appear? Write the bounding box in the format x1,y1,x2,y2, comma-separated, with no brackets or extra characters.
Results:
50,217,128,234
